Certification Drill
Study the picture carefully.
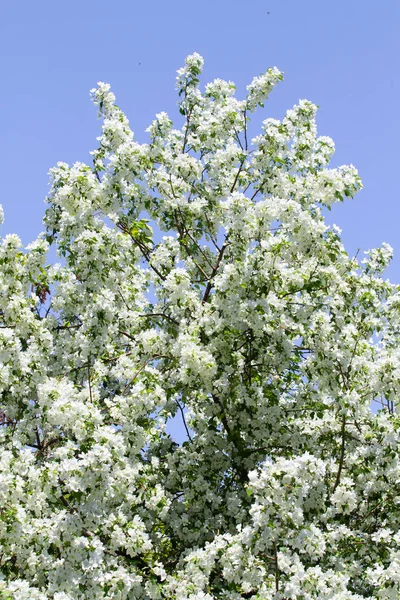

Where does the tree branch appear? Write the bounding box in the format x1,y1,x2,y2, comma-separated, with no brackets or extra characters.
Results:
332,416,346,494
175,398,192,441
202,241,229,304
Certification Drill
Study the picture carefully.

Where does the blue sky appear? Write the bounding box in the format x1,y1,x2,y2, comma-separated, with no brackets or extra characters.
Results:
1,0,399,278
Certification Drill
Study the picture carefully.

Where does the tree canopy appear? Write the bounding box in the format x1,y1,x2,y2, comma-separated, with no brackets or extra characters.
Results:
1,54,399,599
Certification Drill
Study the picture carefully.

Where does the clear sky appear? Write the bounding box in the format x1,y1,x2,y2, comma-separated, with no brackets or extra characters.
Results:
1,0,399,441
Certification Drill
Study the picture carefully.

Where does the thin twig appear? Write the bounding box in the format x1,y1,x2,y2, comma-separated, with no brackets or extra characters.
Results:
243,109,248,150
119,329,135,341
274,542,279,593
182,106,194,153
175,398,192,441
332,416,346,494
139,313,179,325
87,363,93,403
122,355,167,395
233,126,243,151
230,159,246,194
176,208,215,269
202,241,229,304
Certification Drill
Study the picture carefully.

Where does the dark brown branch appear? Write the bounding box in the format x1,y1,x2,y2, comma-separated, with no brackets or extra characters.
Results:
230,158,246,194
233,126,244,151
139,313,179,326
175,398,192,441
243,109,248,151
202,241,229,304
93,168,102,183
87,363,93,403
119,329,135,341
117,288,131,311
274,542,280,593
332,416,346,494
176,207,214,269
122,354,167,395
117,222,166,282
251,176,269,201
211,394,248,483
35,427,43,451
36,436,63,457
56,323,82,331
182,106,194,153
203,212,221,251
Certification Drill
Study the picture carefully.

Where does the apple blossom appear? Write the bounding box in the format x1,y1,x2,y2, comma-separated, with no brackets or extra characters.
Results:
0,54,399,599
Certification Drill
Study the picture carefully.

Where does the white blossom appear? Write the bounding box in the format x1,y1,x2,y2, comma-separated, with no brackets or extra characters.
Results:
0,53,397,599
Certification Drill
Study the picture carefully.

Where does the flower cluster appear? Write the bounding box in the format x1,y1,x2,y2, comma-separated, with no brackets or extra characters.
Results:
0,54,398,599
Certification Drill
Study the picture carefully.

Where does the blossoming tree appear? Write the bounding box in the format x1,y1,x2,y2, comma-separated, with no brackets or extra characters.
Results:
1,53,400,599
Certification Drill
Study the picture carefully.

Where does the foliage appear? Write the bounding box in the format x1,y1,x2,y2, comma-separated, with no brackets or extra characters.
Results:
0,54,399,599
